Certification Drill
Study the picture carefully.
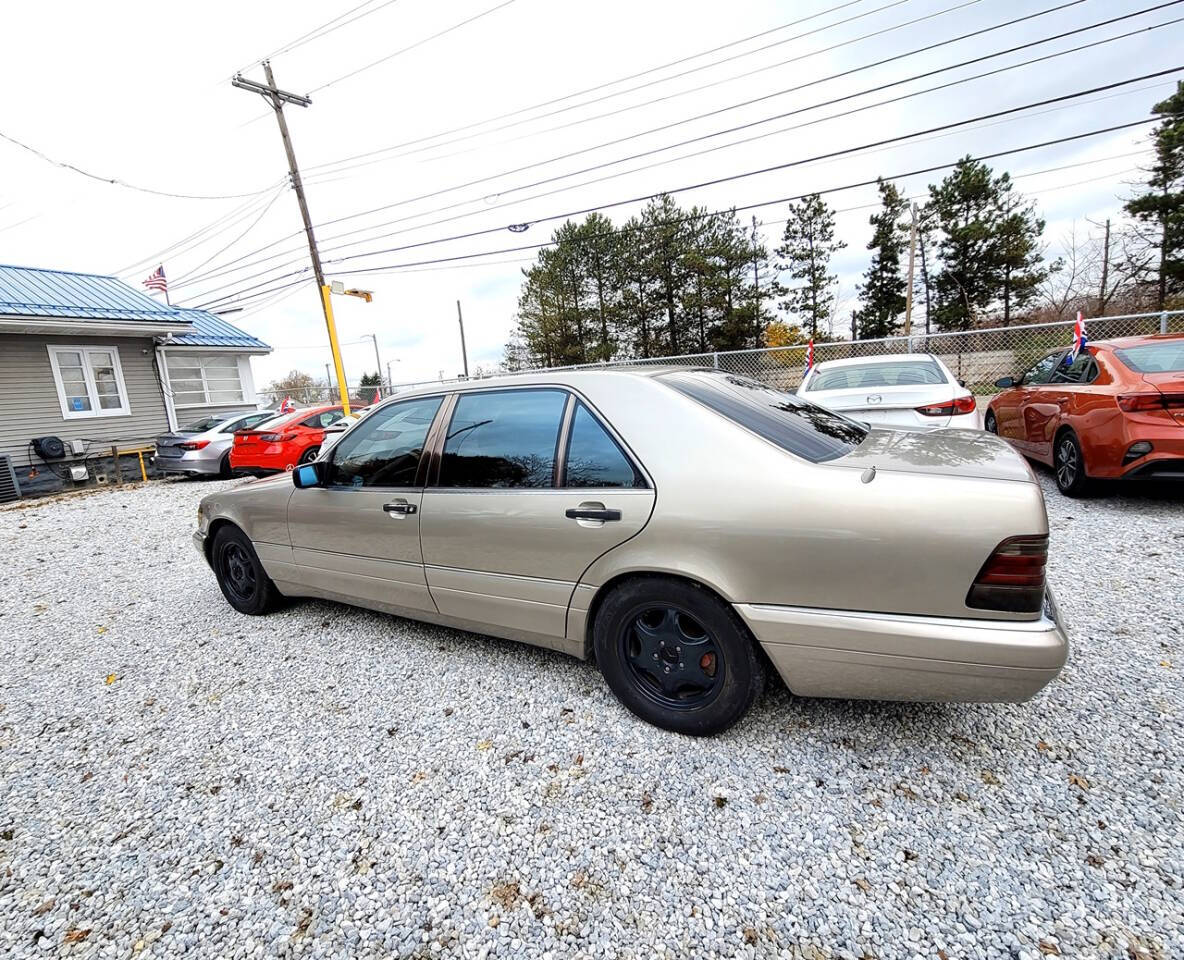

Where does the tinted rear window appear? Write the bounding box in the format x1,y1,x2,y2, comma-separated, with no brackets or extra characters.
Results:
1113,341,1184,373
808,359,946,391
663,372,868,463
180,416,223,432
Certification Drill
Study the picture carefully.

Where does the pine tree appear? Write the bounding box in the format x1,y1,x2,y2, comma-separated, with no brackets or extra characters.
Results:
995,185,1047,324
776,194,845,338
1125,81,1184,309
854,179,909,339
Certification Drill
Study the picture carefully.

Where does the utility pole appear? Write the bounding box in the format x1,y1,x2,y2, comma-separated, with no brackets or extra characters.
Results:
324,363,334,402
904,203,918,339
751,216,762,348
362,333,383,389
456,300,470,379
232,61,351,415
386,359,399,392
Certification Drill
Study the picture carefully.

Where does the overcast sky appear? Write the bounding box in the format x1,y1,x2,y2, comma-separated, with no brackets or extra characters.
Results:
1,0,1178,389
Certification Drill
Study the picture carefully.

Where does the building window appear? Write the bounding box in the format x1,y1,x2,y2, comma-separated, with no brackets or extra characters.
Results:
47,345,131,419
166,353,245,407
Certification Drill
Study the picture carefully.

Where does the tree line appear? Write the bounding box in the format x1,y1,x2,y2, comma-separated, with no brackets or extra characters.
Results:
504,83,1182,368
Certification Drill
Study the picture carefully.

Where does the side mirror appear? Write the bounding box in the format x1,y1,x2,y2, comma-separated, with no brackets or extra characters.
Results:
292,462,323,489
957,379,967,388
994,376,1015,389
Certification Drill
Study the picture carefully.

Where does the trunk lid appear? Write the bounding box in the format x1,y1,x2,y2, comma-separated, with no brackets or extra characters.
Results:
810,383,956,429
155,432,194,458
1141,372,1184,425
837,427,1035,483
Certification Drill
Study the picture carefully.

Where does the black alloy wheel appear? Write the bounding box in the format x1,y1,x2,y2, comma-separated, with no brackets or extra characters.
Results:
622,605,722,710
212,526,283,615
593,577,765,736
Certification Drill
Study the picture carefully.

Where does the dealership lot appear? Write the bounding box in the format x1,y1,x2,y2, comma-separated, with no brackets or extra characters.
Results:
0,478,1180,959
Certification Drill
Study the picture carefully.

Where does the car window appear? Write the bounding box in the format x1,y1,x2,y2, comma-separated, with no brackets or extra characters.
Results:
180,416,223,432
1020,352,1064,385
301,410,344,429
219,411,270,433
325,397,442,488
1050,351,1096,384
808,359,946,391
440,389,567,488
1113,341,1184,373
563,402,645,488
662,372,868,463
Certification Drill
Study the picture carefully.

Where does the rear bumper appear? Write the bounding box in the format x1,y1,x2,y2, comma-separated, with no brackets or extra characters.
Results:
156,455,223,475
736,588,1068,702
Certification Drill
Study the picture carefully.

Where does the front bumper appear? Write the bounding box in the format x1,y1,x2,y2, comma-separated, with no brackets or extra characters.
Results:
736,588,1068,702
192,529,209,564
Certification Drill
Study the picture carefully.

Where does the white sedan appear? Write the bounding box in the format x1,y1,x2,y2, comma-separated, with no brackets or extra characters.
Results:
797,353,980,430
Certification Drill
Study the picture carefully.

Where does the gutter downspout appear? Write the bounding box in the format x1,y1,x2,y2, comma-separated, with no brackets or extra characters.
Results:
154,338,178,432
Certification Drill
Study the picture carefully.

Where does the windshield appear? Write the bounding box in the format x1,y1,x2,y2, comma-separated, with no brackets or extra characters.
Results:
1113,340,1184,373
179,416,224,433
808,359,946,391
662,371,868,463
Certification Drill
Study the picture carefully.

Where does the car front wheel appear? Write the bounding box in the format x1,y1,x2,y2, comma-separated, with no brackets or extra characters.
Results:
1054,430,1089,497
593,577,765,736
212,525,283,615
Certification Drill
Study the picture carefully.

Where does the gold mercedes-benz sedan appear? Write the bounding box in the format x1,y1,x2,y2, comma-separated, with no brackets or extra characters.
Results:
194,369,1068,735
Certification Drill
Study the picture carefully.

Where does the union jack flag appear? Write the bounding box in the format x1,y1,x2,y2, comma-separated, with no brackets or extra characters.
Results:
280,396,295,413
805,338,815,373
142,265,167,294
1064,311,1088,365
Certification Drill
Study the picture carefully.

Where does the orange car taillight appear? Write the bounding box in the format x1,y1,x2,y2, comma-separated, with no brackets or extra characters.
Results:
260,433,294,442
179,440,210,451
916,395,976,416
966,535,1048,614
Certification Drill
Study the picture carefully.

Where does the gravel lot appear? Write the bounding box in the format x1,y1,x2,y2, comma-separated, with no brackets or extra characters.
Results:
0,472,1181,960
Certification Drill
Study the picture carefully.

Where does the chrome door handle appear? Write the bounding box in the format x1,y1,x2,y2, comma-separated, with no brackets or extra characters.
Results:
565,507,621,522
383,500,417,517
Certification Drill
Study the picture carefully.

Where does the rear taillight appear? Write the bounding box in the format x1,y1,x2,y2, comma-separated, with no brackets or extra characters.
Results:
260,433,293,442
916,395,976,417
966,535,1048,614
178,440,210,451
1117,393,1184,412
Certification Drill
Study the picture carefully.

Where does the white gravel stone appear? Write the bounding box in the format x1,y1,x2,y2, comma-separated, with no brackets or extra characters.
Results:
0,473,1181,959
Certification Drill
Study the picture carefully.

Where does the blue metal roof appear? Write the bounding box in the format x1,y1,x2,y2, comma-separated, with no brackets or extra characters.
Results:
169,309,270,350
0,263,195,324
0,264,268,352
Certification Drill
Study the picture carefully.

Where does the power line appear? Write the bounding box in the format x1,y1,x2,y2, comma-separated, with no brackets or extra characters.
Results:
190,116,1160,311
308,0,521,94
169,187,289,284
0,130,278,200
179,66,1180,305
171,0,1114,293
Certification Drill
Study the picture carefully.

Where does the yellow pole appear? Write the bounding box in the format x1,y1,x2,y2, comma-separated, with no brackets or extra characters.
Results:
320,284,352,416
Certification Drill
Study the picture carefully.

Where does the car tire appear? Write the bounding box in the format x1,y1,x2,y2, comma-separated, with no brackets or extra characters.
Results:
211,525,283,615
1053,429,1089,497
592,577,765,736
984,411,998,434
298,446,320,465
218,452,232,479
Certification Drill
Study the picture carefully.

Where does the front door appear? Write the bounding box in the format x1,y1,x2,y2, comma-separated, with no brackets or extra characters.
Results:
420,388,654,642
287,396,444,614
998,351,1062,452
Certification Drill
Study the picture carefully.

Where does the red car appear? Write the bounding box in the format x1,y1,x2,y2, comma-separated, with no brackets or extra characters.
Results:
229,405,345,476
986,333,1184,496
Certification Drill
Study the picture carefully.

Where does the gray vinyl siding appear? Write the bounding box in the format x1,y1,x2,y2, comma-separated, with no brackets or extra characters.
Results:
0,333,170,472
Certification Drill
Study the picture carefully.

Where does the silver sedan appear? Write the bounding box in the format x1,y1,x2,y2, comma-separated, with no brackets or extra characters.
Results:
193,369,1068,735
155,410,276,478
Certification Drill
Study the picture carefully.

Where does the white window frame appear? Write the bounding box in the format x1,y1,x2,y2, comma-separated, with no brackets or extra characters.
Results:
166,352,247,409
46,344,132,420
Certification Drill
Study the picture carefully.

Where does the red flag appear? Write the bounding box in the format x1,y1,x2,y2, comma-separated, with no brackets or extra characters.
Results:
805,339,815,373
372,388,381,405
280,396,294,413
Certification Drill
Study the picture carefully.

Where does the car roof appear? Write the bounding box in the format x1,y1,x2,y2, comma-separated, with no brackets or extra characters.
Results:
1087,332,1184,350
810,353,939,372
380,366,710,402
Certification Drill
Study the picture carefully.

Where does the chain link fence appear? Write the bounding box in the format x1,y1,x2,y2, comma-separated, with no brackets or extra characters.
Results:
259,311,1182,409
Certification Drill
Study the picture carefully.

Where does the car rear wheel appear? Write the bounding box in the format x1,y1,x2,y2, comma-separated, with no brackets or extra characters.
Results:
984,411,998,434
298,446,320,465
1054,429,1089,497
218,452,232,479
212,525,283,615
593,577,765,736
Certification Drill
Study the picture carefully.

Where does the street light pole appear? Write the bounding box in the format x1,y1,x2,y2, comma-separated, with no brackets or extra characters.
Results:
456,300,470,379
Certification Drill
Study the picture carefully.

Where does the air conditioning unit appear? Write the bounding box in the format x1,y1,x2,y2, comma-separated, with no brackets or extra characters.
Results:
0,454,20,503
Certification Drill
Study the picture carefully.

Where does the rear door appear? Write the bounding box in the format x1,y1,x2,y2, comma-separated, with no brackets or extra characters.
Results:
420,387,654,641
287,395,444,613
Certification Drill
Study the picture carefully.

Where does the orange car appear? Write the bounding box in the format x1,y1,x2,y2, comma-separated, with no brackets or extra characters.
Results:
986,333,1184,495
229,405,345,476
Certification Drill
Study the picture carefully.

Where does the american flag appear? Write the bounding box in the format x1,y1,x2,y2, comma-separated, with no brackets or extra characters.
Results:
805,338,815,373
143,265,167,294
